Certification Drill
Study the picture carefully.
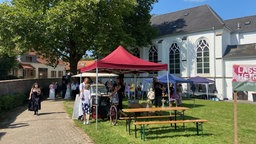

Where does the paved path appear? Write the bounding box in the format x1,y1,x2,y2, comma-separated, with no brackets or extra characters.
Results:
0,100,94,144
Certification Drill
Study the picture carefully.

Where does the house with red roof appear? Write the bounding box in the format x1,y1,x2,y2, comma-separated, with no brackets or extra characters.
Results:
11,52,67,79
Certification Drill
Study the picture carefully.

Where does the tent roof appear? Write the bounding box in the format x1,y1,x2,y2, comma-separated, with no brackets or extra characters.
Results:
188,76,214,84
72,72,118,78
145,74,192,84
80,46,168,73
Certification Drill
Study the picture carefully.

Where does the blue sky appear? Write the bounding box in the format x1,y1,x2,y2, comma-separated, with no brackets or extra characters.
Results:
152,0,256,20
1,0,255,20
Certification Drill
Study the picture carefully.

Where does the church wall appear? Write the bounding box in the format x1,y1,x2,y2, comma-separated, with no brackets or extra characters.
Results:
224,59,256,101
231,31,256,45
239,32,256,44
139,25,256,102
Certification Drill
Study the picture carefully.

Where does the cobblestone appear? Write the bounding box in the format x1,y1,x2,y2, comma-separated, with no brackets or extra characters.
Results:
0,100,94,144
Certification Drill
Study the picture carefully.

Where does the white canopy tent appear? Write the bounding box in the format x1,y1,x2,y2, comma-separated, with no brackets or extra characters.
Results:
72,72,118,83
72,72,118,77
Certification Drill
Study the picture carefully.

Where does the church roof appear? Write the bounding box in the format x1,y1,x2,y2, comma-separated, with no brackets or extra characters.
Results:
224,15,256,33
223,43,256,59
151,5,225,36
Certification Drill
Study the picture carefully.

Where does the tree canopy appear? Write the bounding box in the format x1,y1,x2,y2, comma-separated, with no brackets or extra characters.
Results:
0,0,158,74
0,53,18,80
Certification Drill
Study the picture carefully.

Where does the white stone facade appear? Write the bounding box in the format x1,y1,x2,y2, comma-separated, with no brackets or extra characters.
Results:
137,6,256,101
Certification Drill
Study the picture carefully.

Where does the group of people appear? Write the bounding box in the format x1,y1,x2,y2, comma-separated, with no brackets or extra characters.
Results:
147,77,183,107
48,81,80,100
27,80,80,116
27,76,183,119
124,82,145,99
77,76,126,124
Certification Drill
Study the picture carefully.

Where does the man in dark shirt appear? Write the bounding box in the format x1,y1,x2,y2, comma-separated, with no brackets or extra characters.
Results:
153,77,163,107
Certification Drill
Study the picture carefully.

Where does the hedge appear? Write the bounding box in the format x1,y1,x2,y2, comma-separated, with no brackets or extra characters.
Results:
0,93,28,113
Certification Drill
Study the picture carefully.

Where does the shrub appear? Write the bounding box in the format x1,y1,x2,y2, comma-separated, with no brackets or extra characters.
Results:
0,93,27,113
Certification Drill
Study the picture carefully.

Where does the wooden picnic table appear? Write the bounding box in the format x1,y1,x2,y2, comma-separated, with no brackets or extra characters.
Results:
122,106,190,135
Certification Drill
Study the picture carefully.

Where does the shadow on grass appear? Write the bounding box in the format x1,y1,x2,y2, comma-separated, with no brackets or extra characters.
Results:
179,101,205,108
146,133,212,140
0,105,28,129
143,126,212,139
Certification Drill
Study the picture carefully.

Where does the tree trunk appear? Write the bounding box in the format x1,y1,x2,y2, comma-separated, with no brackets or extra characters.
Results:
69,57,79,75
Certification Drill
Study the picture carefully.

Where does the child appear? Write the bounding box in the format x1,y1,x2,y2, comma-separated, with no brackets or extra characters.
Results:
147,88,155,104
81,79,91,125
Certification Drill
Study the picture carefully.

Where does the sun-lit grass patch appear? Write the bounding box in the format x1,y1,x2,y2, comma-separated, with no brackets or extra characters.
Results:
64,99,256,144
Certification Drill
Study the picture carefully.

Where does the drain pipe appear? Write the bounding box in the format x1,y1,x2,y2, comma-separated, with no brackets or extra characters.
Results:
212,27,216,82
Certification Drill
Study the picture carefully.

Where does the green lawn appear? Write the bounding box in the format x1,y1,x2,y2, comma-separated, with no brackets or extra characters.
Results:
64,99,256,144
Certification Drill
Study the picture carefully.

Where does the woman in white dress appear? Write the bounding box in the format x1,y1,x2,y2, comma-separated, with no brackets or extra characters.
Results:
48,82,55,100
64,82,71,99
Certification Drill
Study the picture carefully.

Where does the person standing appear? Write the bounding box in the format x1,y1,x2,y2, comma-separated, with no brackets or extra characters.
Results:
54,82,60,98
147,88,155,104
176,83,183,105
29,82,41,115
153,77,163,107
48,82,55,100
125,83,131,99
64,82,71,99
80,77,91,124
169,83,175,99
71,81,77,100
61,81,67,99
130,82,135,99
140,82,145,99
111,77,126,117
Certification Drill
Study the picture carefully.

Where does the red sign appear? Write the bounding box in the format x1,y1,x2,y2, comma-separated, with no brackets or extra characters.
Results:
233,65,256,82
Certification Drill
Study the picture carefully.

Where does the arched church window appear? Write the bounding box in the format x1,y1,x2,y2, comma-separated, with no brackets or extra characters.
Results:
196,39,210,74
132,48,140,58
149,46,158,74
169,43,180,74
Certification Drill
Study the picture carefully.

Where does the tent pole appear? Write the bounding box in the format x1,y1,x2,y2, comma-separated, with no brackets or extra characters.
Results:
96,66,98,130
134,74,136,101
206,84,209,100
166,71,170,107
234,91,238,144
174,83,177,107
80,73,82,83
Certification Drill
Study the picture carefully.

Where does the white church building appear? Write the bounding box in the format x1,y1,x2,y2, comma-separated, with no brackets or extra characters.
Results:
136,5,256,101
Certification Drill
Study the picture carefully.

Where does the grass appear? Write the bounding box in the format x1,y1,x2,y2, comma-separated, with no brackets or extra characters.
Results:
64,99,256,144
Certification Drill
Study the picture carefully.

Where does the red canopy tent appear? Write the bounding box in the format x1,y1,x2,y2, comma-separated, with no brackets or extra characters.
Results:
80,45,168,129
80,45,168,73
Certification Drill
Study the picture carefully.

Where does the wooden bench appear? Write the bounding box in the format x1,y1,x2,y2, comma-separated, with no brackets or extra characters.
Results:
133,119,208,141
120,115,176,132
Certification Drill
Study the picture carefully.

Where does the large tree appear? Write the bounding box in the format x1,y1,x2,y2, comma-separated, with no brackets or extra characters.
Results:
0,53,18,80
0,0,157,74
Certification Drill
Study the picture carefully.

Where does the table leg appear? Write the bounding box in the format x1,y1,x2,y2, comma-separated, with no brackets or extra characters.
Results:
128,114,131,135
196,122,199,135
182,110,185,128
142,125,145,141
169,110,173,127
174,110,177,130
134,113,137,138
